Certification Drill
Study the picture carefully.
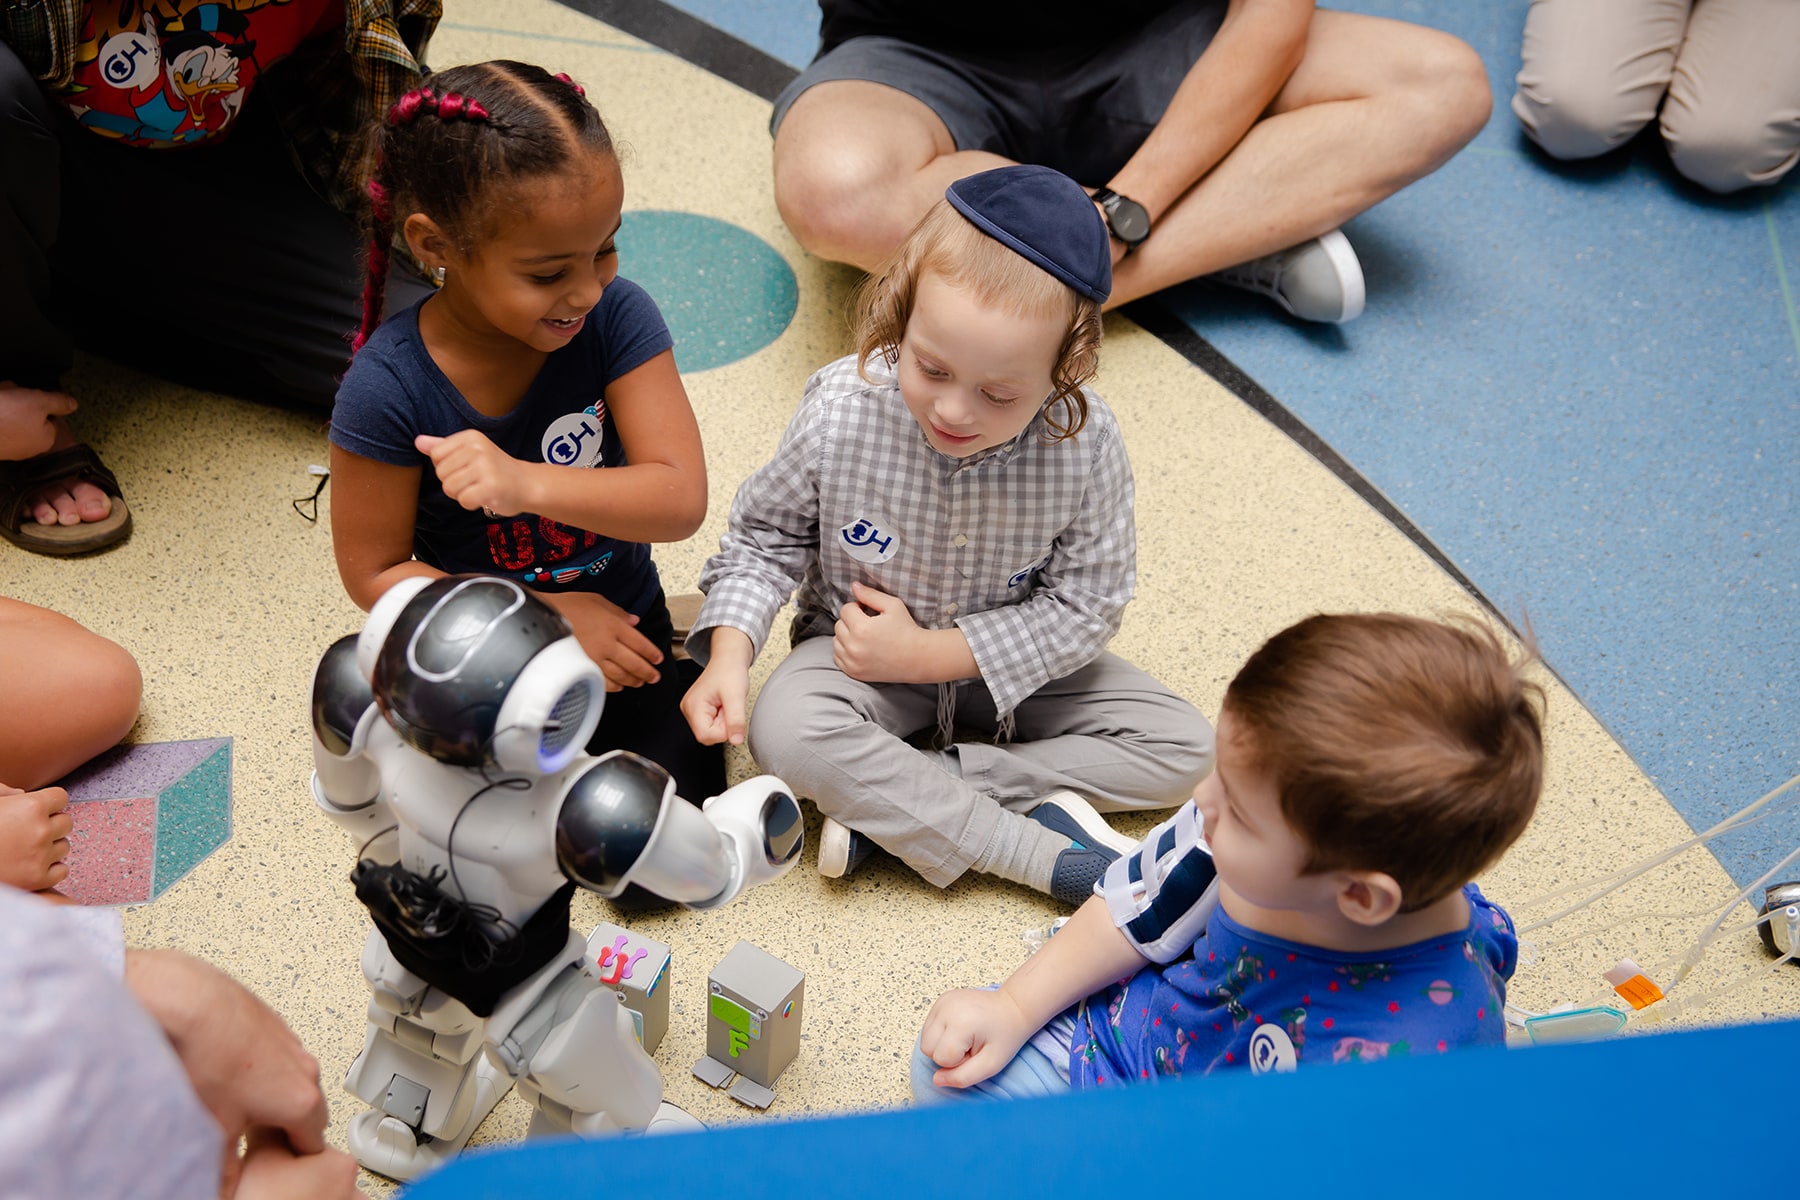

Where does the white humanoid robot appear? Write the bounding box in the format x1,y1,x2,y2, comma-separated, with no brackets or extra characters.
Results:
309,575,804,1181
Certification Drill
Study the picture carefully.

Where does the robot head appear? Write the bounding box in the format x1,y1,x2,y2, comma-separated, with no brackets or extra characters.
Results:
359,575,604,773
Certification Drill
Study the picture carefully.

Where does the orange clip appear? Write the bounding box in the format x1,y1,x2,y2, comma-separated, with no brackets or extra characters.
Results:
1602,959,1665,1011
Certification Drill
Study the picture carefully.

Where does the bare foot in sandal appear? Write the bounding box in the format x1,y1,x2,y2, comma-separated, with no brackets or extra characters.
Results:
0,384,113,525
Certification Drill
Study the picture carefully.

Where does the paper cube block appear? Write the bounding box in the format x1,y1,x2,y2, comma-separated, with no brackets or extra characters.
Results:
692,940,804,1108
58,739,233,906
583,922,673,1055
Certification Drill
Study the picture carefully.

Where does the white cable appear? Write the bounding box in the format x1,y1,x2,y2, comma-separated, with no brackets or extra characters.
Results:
1665,839,1800,994
1515,770,1800,934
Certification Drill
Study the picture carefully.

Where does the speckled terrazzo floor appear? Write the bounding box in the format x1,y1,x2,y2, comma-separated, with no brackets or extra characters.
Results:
6,1,1795,1192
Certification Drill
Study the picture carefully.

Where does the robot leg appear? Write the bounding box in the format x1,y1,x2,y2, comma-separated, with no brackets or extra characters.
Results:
342,928,513,1181
491,961,702,1139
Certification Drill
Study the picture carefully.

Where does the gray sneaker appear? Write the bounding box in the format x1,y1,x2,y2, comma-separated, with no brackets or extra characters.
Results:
1209,229,1366,324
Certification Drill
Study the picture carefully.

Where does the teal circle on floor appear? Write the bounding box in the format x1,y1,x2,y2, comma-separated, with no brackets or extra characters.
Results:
619,211,798,372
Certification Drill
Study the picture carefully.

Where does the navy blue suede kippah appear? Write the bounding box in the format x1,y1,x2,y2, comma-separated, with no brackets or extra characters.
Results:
945,165,1111,304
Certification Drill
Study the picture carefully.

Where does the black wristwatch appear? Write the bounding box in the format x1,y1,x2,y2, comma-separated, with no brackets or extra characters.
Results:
1092,187,1151,251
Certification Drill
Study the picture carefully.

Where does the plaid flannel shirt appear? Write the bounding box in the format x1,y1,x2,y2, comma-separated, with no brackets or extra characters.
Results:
692,353,1137,718
1,0,439,215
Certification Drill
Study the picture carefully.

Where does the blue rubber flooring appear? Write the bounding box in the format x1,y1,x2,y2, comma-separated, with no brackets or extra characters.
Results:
604,0,1800,887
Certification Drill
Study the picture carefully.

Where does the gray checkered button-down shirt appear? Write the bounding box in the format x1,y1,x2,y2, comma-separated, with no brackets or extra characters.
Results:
691,353,1136,717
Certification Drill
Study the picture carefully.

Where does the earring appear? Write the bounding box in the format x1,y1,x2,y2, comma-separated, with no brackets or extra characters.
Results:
432,265,446,285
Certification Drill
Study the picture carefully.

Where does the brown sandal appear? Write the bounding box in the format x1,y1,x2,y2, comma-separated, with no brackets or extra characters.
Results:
0,443,133,555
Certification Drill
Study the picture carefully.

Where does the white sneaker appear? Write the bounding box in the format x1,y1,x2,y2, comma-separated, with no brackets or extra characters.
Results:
1025,790,1140,857
1209,229,1366,324
817,817,875,878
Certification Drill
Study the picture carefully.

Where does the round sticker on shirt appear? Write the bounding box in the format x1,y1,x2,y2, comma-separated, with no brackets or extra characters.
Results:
542,406,606,468
1248,1023,1298,1075
100,24,161,91
839,517,899,565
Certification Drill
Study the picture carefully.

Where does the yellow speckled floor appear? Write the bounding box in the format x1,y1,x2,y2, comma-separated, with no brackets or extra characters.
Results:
6,0,1795,1191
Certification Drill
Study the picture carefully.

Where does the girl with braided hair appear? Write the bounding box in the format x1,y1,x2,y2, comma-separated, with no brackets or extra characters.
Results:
329,60,725,813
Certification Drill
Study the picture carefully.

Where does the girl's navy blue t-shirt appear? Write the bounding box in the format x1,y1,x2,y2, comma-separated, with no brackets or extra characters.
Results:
330,277,673,615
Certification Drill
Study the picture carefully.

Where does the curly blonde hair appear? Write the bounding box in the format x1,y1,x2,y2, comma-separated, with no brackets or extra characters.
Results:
851,200,1104,442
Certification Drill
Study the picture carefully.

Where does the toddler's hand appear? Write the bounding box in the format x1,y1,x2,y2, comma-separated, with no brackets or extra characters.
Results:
0,783,74,893
416,431,528,517
833,582,923,683
918,986,1035,1090
680,660,749,745
547,592,663,691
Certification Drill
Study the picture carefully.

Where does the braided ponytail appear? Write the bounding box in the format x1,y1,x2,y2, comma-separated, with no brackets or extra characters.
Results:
352,176,394,354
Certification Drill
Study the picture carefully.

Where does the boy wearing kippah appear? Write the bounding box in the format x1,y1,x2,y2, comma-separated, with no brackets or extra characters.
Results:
681,165,1213,906
916,613,1542,1097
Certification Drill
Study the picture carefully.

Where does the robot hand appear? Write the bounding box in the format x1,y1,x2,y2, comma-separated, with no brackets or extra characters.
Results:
701,776,807,903
555,752,803,910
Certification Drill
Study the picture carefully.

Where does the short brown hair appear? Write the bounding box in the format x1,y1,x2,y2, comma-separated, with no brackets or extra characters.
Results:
1223,613,1544,911
851,199,1103,442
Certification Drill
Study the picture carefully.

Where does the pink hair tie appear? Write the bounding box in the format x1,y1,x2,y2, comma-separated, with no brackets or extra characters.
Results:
388,87,435,124
554,72,586,98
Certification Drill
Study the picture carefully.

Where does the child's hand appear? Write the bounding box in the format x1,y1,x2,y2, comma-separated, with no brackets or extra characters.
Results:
545,591,663,691
416,431,529,517
833,582,924,682
918,986,1036,1090
0,783,74,892
681,660,750,745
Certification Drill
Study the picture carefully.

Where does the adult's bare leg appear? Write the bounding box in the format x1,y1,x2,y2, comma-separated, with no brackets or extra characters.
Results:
1108,9,1492,308
773,81,1012,271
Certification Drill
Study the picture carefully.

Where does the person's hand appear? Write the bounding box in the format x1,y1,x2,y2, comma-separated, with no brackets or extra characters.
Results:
918,986,1037,1090
681,658,750,745
833,582,924,683
0,783,73,892
546,591,663,691
228,1127,364,1200
123,950,331,1163
0,382,78,461
416,431,530,517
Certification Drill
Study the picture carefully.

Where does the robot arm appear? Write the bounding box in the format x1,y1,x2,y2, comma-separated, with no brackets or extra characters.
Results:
554,751,803,910
310,633,394,849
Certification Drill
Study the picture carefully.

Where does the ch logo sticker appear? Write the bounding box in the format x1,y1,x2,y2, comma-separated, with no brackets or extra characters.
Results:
1247,1024,1298,1075
542,404,606,468
100,17,160,90
840,517,898,565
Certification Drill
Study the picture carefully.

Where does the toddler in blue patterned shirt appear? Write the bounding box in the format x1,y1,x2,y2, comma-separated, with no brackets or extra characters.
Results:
916,612,1542,1098
680,165,1213,906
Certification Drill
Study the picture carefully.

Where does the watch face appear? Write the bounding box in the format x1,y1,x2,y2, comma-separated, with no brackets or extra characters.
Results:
1107,196,1150,244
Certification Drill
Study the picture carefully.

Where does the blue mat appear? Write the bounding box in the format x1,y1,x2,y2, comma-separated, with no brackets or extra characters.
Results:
564,0,1800,887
